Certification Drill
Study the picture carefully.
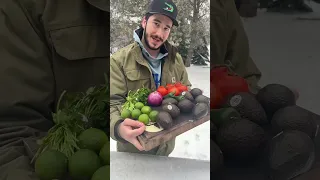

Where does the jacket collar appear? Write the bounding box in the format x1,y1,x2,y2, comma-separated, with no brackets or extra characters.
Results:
86,0,109,12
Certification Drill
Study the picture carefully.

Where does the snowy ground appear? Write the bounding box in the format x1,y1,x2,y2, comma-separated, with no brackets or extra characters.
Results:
110,65,211,161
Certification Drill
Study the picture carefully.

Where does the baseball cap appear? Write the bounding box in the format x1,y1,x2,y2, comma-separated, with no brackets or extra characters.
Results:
147,0,179,26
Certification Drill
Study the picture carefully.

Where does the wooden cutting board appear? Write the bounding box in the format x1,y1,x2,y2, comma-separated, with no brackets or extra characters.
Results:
137,106,210,151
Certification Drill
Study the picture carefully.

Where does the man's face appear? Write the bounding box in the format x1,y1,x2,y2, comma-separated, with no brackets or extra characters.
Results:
142,14,173,50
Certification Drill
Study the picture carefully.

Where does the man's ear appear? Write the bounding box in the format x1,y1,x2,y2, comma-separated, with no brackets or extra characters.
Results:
141,16,147,29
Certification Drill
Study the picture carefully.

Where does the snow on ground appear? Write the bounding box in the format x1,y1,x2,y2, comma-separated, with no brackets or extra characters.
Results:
168,65,210,161
110,65,210,161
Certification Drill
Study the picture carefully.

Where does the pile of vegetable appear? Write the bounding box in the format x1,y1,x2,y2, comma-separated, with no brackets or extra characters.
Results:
120,82,210,131
32,75,110,180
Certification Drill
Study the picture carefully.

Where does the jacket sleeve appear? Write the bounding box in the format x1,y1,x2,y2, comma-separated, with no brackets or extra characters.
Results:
224,0,262,94
109,56,128,143
0,0,54,179
176,53,192,88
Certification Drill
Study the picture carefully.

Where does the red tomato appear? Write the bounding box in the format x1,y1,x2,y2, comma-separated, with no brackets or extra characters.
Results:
166,84,174,89
157,86,168,96
211,83,224,109
176,85,188,92
168,87,180,96
210,66,250,105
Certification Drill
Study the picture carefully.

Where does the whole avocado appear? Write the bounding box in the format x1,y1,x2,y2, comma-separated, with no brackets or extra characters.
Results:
195,95,210,104
181,91,194,102
190,88,202,98
271,105,318,139
267,130,315,180
211,140,224,173
256,84,296,119
177,99,195,113
162,103,180,118
192,103,209,120
224,92,268,125
156,111,173,129
162,98,178,105
216,118,265,161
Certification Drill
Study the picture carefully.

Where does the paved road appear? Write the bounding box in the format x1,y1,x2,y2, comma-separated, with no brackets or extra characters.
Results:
243,3,320,114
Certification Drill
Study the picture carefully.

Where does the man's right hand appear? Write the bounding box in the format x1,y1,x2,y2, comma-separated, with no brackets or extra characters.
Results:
118,119,146,151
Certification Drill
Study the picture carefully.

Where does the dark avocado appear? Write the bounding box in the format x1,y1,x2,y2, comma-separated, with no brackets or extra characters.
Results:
211,107,241,128
190,88,203,98
177,99,195,113
267,130,315,180
192,103,209,120
181,91,194,102
195,95,210,104
162,98,178,105
211,121,218,138
162,103,180,118
256,84,296,119
156,111,173,130
211,140,224,173
224,92,268,125
271,105,318,139
216,118,265,161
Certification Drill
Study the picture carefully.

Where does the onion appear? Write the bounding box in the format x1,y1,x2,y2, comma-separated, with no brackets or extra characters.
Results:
147,91,163,106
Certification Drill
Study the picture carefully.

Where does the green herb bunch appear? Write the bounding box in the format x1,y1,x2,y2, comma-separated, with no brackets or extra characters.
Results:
32,74,109,162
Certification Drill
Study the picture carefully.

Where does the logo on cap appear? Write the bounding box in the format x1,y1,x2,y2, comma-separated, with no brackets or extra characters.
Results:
163,2,174,12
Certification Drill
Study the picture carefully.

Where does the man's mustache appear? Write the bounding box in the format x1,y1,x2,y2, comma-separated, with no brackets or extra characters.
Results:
150,35,163,42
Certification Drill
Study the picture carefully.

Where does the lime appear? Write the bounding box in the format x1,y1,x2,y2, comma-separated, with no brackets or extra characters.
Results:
141,106,152,115
121,109,131,119
131,109,141,119
68,149,101,180
78,128,108,153
91,165,110,180
35,149,68,180
149,110,159,122
138,114,149,125
99,142,110,165
134,102,144,109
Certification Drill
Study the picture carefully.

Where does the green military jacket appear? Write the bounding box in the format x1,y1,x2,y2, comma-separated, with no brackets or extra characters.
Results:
110,34,191,156
0,0,109,179
211,0,262,93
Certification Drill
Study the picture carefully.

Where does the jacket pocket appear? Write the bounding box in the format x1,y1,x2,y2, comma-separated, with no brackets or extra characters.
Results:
124,69,151,91
47,25,109,103
49,25,109,60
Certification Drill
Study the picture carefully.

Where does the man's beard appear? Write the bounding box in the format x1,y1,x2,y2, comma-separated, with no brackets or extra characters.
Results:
143,28,164,50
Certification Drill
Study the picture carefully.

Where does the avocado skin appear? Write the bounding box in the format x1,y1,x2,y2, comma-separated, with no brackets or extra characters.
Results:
271,105,318,139
192,103,209,120
162,103,180,118
224,92,268,125
216,118,266,161
256,84,296,120
156,111,173,130
177,99,194,113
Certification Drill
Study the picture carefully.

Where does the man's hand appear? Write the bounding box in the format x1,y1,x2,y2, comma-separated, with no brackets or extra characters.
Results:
118,119,146,151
